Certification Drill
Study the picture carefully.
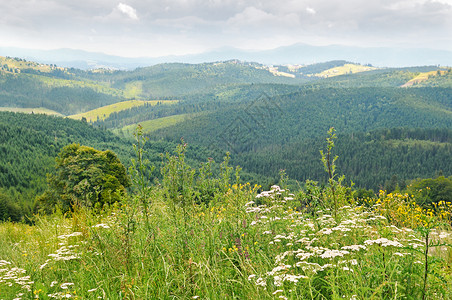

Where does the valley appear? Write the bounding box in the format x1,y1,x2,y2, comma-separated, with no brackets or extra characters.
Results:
1,53,452,300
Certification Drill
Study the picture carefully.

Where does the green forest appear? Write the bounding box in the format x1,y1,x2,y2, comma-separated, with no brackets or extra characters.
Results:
1,58,452,222
1,56,452,299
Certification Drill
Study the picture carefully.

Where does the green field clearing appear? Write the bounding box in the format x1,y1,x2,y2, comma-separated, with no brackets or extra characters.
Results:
114,114,191,136
69,100,178,122
123,81,144,99
315,63,377,78
0,56,63,74
401,70,449,87
0,107,63,116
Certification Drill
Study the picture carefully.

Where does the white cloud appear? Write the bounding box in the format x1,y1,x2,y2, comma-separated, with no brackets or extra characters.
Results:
228,7,275,26
0,0,451,57
117,3,138,20
306,7,316,15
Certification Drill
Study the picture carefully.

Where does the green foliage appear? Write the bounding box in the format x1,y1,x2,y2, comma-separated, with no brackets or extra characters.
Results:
233,128,452,190
161,140,196,207
320,127,340,218
37,144,130,212
407,176,452,207
0,131,451,299
0,112,127,203
0,190,22,222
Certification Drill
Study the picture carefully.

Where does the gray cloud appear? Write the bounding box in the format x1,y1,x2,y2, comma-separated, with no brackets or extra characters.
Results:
0,0,450,57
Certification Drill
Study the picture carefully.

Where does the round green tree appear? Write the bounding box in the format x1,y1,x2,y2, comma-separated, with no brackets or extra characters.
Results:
36,144,130,212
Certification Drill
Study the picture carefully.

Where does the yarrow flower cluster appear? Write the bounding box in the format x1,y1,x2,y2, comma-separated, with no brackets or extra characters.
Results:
0,261,33,293
241,185,438,298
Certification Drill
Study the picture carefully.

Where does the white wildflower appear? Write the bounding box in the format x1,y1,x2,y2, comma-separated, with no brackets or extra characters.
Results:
408,243,424,249
320,249,349,259
439,232,450,239
284,274,308,282
256,277,267,287
0,260,11,266
364,238,403,247
58,232,82,239
296,252,314,261
341,245,366,251
61,282,74,289
92,223,110,229
319,228,333,235
274,275,283,286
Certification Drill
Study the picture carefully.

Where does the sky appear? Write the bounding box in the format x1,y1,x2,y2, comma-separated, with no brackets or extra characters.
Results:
0,0,451,58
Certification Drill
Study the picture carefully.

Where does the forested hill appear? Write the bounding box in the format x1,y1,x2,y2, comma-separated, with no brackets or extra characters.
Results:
3,54,449,118
235,128,452,190
0,112,131,199
0,112,189,206
0,57,310,115
148,86,452,189
153,87,452,150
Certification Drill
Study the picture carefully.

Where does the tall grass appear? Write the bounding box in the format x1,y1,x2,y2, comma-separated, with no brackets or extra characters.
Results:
1,141,451,299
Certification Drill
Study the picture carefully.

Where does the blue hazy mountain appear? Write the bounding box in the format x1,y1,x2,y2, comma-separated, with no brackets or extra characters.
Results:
1,43,451,70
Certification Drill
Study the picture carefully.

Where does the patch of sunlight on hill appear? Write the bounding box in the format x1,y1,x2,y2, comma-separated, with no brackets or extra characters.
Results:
315,64,377,78
401,69,449,87
35,75,123,97
114,114,192,137
123,81,144,99
0,107,63,116
69,100,178,122
0,56,64,74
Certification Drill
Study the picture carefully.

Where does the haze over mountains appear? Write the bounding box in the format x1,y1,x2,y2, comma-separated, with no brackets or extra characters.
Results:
1,43,451,70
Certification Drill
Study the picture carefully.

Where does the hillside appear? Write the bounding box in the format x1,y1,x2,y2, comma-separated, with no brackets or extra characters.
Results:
235,128,452,189
0,111,266,215
2,55,443,119
148,87,452,188
2,56,452,198
0,107,63,116
68,100,178,122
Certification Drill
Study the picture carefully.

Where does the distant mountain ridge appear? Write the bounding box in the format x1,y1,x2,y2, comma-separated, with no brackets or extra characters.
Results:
1,43,451,70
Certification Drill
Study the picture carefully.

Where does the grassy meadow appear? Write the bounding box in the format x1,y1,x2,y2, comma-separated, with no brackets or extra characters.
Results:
114,113,194,137
0,107,63,116
1,132,451,300
315,64,377,78
68,100,178,122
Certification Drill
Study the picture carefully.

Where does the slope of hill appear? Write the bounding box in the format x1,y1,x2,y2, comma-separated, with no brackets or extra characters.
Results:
0,57,125,115
314,63,377,78
113,113,194,137
2,55,452,196
0,112,135,199
154,87,452,147
234,128,452,190
68,100,178,122
148,86,452,188
0,107,63,116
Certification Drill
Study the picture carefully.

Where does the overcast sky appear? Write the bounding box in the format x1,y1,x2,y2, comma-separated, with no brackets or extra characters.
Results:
0,0,451,57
